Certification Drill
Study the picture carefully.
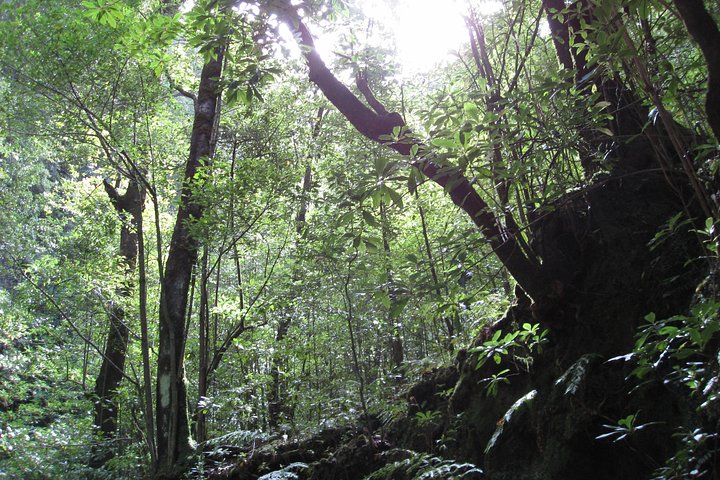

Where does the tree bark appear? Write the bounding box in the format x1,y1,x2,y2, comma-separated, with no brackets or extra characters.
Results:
195,247,210,444
343,253,367,415
672,0,720,141
542,0,647,174
155,47,224,478
136,182,157,466
542,0,592,78
91,177,145,467
268,314,292,430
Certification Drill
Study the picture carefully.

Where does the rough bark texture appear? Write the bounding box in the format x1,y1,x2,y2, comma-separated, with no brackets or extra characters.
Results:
542,0,593,78
91,177,145,467
444,167,706,478
156,49,224,479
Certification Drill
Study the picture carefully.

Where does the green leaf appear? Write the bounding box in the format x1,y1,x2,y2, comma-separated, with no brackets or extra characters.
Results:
338,211,354,226
408,169,420,193
390,297,410,319
385,186,403,209
104,12,117,28
371,190,382,208
658,326,678,337
362,210,380,228
617,414,635,429
377,291,391,309
363,237,381,252
374,156,387,175
464,102,479,120
688,328,702,347
431,138,457,149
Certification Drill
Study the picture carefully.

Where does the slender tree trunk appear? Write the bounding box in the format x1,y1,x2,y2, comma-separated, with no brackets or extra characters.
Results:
268,110,322,429
91,177,145,467
379,202,404,370
136,188,157,466
465,15,535,259
268,164,314,428
343,252,367,416
155,46,224,478
414,190,457,351
268,314,292,430
196,247,210,444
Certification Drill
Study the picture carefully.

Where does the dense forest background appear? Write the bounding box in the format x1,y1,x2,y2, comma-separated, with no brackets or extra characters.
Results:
1,0,719,479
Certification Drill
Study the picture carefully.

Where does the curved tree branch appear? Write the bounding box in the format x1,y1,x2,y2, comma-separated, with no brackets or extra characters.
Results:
278,6,550,300
356,70,390,116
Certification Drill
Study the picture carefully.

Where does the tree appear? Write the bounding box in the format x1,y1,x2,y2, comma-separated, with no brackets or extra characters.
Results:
672,0,720,140
154,27,225,480
276,0,715,325
2,0,719,477
275,3,551,303
91,176,145,466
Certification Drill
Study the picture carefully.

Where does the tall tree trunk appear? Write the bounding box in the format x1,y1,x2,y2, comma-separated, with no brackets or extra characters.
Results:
91,177,145,467
155,47,224,478
267,313,292,430
542,0,647,172
136,182,157,466
196,247,210,444
379,201,404,370
414,191,449,348
268,165,314,429
343,252,367,416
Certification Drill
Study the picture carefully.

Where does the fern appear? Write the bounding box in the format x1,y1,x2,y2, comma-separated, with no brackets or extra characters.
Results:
417,461,483,479
205,429,270,448
257,462,309,480
365,452,483,479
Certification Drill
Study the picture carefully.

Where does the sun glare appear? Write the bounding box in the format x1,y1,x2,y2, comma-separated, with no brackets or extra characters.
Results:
183,0,502,77
361,0,503,76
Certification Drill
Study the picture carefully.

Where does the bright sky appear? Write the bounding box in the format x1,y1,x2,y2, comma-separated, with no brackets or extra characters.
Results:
360,0,466,75
183,0,503,76
358,0,503,75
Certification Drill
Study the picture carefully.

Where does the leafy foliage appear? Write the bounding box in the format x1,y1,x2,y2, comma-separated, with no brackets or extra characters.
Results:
257,462,309,480
469,323,549,375
624,297,720,478
364,452,483,480
0,0,718,476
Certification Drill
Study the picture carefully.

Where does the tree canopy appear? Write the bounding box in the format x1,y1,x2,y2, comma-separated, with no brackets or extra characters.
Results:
1,0,719,479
